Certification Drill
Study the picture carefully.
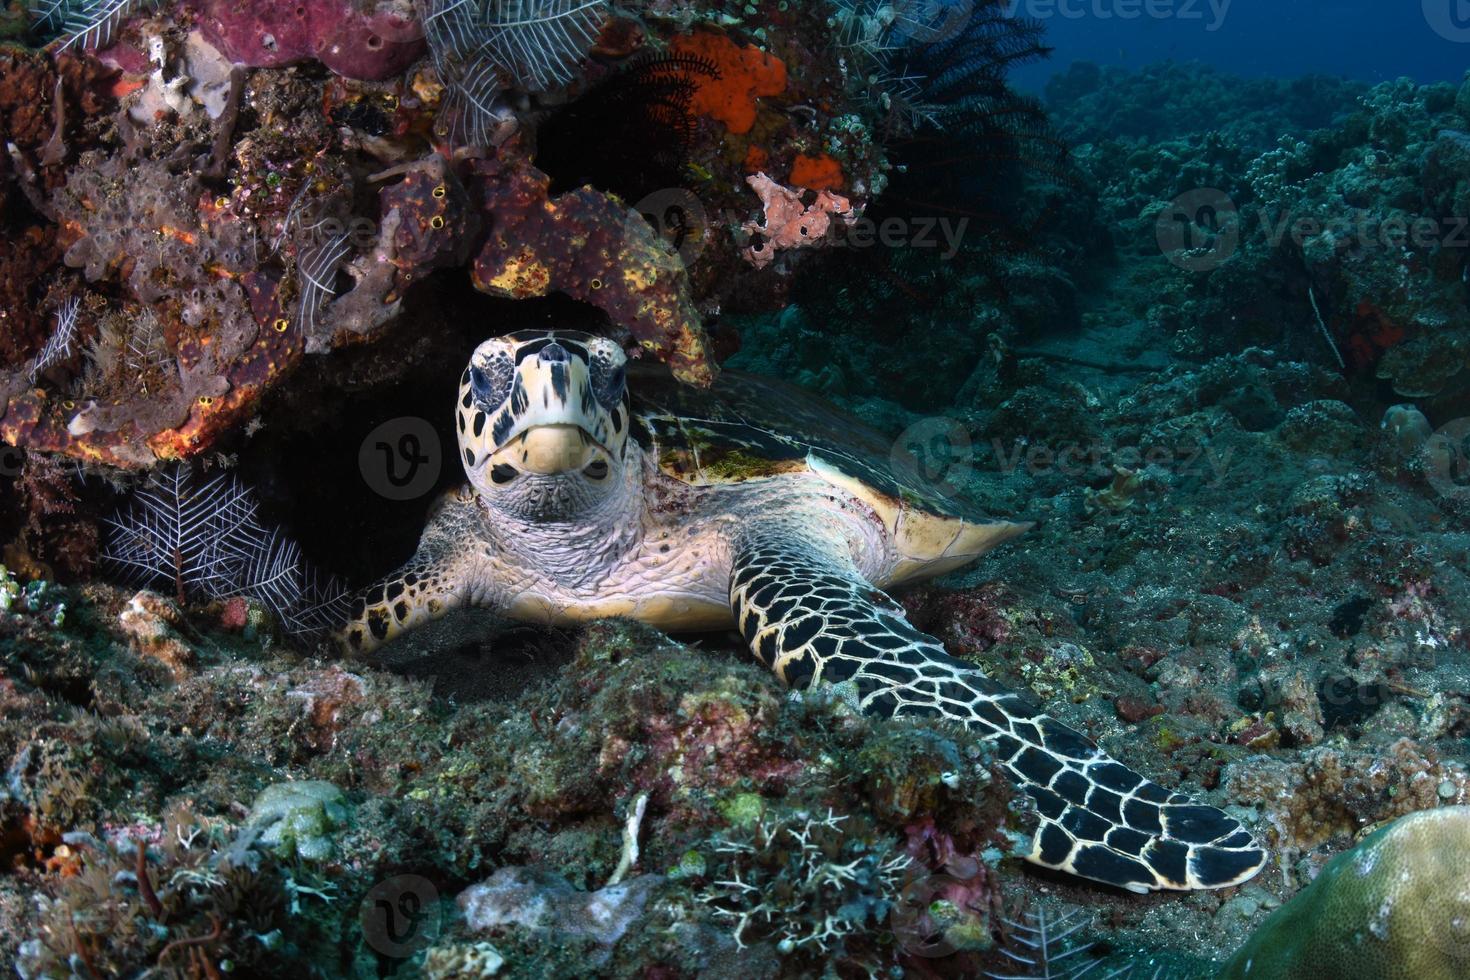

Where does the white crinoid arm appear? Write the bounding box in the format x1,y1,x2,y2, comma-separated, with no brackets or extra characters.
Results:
28,296,81,383
49,0,162,52
417,0,606,144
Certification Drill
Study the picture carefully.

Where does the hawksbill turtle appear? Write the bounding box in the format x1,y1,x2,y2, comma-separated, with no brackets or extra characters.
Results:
339,329,1267,894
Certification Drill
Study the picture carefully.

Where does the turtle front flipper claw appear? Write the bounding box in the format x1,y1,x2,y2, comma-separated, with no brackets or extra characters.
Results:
336,488,496,655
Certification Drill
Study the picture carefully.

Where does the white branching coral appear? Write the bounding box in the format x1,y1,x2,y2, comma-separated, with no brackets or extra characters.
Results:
699,808,911,958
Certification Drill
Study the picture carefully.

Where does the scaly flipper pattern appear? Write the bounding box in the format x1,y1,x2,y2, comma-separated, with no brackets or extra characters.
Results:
728,532,1266,893
339,489,487,655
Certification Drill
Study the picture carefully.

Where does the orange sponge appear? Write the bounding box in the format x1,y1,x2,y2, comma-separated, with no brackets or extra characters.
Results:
671,32,787,135
789,153,844,191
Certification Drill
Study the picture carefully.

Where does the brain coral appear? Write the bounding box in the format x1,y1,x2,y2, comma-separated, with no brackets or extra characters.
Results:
1219,806,1470,980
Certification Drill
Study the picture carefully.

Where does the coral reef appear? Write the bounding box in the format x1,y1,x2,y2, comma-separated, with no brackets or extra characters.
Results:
1227,739,1469,857
2,0,1057,475
6,7,1470,980
740,171,857,270
15,803,344,978
246,779,353,861
459,866,661,948
670,30,786,137
0,586,1016,975
697,807,910,963
1049,62,1470,401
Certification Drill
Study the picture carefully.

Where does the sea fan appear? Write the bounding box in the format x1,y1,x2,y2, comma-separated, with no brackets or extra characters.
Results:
101,464,349,641
29,296,81,383
988,909,1095,979
419,0,607,144
988,910,1178,980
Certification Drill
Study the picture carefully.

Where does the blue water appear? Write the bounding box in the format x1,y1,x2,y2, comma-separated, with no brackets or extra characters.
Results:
1010,0,1470,89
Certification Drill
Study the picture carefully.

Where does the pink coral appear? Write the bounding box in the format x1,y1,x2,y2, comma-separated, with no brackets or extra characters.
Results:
740,172,856,270
197,0,425,80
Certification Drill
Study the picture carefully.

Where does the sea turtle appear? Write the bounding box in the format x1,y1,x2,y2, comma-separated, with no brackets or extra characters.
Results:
338,329,1267,894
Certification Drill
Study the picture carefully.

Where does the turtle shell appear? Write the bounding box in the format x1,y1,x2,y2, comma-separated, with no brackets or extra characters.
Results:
630,365,1031,581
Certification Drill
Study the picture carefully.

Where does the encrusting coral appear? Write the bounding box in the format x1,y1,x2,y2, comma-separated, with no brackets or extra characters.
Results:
470,149,716,384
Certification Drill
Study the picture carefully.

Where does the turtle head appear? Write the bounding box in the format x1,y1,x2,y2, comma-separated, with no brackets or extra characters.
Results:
457,330,633,520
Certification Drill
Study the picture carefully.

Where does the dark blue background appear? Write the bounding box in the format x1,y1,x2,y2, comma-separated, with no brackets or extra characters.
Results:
1007,0,1470,90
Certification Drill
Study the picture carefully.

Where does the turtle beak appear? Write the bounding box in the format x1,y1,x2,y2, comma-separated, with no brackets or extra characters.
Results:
495,424,607,476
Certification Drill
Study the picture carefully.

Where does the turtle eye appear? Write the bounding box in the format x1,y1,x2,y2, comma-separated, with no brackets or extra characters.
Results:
593,362,626,410
470,353,514,407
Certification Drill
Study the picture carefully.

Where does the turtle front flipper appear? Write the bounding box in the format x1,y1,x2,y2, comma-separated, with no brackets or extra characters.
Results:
337,488,495,656
728,532,1267,893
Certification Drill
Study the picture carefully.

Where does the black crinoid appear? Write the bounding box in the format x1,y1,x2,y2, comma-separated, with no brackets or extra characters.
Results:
533,52,719,200
859,1,1076,257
